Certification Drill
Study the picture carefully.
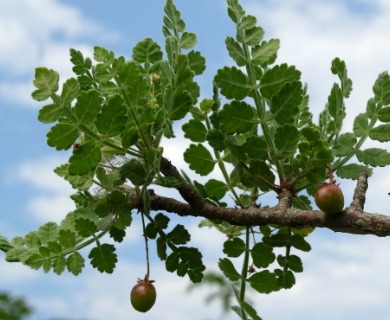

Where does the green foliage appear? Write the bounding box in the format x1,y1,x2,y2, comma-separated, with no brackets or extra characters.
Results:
0,292,33,319
2,0,390,319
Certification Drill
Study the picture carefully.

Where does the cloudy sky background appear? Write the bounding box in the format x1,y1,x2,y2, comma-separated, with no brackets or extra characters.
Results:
1,0,390,319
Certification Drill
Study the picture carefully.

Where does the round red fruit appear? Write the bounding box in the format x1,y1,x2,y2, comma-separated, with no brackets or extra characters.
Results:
315,182,344,214
130,279,156,313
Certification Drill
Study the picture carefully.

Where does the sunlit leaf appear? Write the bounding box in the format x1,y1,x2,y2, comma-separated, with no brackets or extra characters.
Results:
214,66,250,100
68,141,101,175
184,144,215,175
260,64,301,99
219,101,255,134
32,67,59,101
356,148,390,167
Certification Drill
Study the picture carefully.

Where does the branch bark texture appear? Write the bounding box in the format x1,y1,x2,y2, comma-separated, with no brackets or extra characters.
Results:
141,158,390,237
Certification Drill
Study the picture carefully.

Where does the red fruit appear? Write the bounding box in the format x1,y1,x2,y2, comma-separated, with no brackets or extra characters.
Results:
130,278,156,313
315,182,344,214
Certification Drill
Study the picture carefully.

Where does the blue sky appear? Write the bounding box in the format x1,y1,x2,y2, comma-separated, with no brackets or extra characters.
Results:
1,0,390,319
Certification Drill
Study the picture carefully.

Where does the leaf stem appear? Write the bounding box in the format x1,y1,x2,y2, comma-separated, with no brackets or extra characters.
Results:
239,227,250,320
239,36,285,181
140,210,151,279
333,116,378,171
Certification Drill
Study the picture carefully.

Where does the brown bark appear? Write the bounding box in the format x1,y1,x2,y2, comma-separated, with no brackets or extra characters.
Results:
141,158,390,237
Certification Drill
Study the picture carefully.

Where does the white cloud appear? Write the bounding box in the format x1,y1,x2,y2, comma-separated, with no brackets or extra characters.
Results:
14,155,75,223
246,0,390,123
0,260,38,284
0,0,120,107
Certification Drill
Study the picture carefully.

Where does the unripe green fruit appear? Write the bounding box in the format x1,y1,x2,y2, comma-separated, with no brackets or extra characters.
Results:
130,279,156,313
315,182,344,214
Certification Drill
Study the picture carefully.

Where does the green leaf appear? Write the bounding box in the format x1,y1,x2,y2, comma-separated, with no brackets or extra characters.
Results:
157,237,167,260
205,179,227,200
46,123,78,150
242,301,262,320
120,158,147,186
248,270,278,294
353,113,369,137
369,124,390,142
163,0,185,34
337,164,373,179
270,81,303,125
74,89,103,124
96,94,127,137
88,244,117,273
70,48,92,75
182,119,207,142
67,252,85,276
274,125,299,157
38,104,63,124
47,241,62,254
331,58,353,98
187,50,206,75
373,71,390,105
218,258,241,281
37,223,59,244
32,67,59,101
93,46,115,64
214,66,250,100
117,61,149,104
180,32,197,49
240,15,257,29
145,213,170,239
54,164,94,190
378,107,390,122
132,37,163,64
227,0,245,23
251,39,280,66
275,269,296,289
58,229,76,249
166,252,179,272
356,148,390,167
74,218,97,237
278,254,303,273
61,78,79,108
238,26,264,46
327,83,344,122
251,242,275,268
0,236,13,253
242,136,268,160
332,133,357,157
219,101,255,134
260,64,301,99
263,233,288,247
168,90,193,121
184,144,215,175
223,238,245,258
225,37,247,66
207,129,226,151
68,141,101,175
53,255,67,275
166,225,190,245
290,234,311,252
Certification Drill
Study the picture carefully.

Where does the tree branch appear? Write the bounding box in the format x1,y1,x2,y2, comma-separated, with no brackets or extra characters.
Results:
149,157,390,237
